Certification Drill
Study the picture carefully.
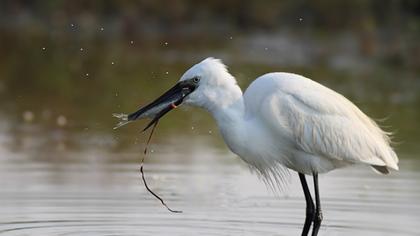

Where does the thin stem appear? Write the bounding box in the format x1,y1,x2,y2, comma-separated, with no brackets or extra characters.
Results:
140,120,182,213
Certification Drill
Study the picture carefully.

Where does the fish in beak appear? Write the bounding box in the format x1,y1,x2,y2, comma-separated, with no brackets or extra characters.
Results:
113,78,198,131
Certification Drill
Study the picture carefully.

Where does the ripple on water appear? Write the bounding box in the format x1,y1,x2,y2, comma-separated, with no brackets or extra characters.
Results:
0,157,419,236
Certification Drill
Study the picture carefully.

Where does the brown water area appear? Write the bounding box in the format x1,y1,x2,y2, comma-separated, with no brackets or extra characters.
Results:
0,1,419,235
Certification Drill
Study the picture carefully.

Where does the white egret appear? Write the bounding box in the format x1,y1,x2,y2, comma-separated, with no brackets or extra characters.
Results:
114,58,398,236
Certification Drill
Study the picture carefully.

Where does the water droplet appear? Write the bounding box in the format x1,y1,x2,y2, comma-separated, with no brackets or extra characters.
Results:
229,36,233,40
151,149,154,153
57,115,67,127
208,130,212,134
111,61,115,65
23,111,34,122
164,42,168,46
115,92,118,97
165,71,169,75
299,18,303,22
100,27,104,31
85,73,89,77
80,48,84,51
191,126,194,130
70,23,75,27
42,47,46,50
264,47,268,51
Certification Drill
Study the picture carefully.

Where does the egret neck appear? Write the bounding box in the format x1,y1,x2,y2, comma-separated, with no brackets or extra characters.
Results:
198,78,247,156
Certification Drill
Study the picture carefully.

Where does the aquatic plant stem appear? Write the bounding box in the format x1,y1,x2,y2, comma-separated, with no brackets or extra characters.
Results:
140,120,182,213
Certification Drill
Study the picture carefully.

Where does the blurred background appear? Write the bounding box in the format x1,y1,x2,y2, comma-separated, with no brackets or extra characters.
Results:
0,1,419,235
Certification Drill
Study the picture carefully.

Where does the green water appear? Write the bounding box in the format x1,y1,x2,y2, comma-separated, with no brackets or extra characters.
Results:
0,46,419,158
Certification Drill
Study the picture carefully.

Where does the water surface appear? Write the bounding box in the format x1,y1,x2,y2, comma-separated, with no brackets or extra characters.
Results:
0,137,419,236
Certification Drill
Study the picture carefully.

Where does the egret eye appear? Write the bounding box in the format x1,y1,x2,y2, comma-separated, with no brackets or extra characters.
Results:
192,77,200,83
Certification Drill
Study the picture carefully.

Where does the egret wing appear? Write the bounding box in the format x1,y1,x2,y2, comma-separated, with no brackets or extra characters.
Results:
247,73,398,170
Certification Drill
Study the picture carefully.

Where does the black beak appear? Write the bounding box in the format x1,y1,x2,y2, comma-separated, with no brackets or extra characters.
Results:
125,80,196,131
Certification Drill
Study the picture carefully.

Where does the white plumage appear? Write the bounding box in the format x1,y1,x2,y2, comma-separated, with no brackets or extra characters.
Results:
244,73,398,175
180,58,398,182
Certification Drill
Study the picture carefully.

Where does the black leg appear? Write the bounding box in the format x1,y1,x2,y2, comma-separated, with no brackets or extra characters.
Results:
299,173,315,236
311,173,323,236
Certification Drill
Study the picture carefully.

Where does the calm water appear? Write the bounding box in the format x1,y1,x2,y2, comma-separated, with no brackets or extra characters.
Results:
0,44,419,235
0,141,419,236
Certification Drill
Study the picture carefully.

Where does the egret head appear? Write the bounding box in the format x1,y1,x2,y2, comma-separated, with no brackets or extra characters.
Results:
117,58,241,128
179,57,240,109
